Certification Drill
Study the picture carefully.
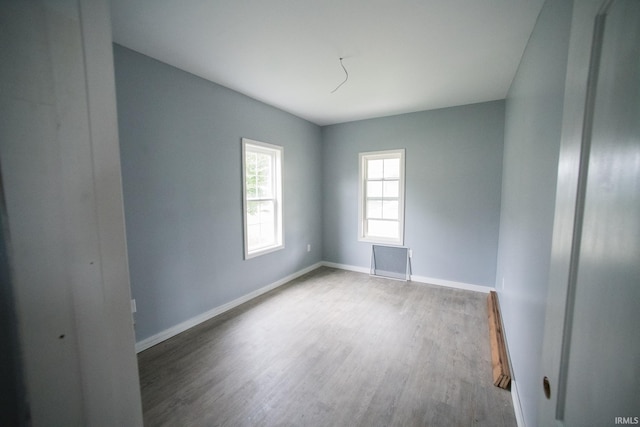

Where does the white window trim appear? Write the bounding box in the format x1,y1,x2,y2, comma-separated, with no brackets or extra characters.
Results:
358,149,406,246
242,138,284,259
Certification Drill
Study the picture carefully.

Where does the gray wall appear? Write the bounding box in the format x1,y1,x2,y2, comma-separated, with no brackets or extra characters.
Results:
113,45,323,342
494,0,573,425
322,102,504,286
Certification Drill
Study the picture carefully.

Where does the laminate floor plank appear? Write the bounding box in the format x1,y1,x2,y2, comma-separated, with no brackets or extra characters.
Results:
138,267,516,426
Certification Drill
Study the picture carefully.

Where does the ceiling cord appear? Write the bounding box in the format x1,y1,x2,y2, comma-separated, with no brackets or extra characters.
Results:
331,57,349,93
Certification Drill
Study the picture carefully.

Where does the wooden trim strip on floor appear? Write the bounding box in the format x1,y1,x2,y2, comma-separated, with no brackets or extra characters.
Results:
488,290,511,389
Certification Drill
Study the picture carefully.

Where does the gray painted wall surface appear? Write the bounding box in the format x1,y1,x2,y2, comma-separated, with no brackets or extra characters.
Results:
322,102,504,286
113,45,323,342
494,1,573,425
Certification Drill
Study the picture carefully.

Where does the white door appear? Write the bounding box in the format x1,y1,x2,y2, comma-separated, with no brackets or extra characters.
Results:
539,1,640,426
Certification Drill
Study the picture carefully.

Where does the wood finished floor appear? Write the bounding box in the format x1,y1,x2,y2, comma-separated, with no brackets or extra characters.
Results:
138,267,516,427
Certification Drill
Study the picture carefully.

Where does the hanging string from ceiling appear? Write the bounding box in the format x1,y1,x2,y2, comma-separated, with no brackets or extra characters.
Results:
330,57,349,93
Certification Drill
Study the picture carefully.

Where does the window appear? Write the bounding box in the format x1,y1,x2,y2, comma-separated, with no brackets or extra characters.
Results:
242,138,283,259
359,149,405,245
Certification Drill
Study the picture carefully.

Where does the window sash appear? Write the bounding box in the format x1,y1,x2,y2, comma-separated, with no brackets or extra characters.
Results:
365,199,399,220
246,200,276,251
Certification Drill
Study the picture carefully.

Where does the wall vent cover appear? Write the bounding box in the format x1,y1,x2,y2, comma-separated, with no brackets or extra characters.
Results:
370,245,411,281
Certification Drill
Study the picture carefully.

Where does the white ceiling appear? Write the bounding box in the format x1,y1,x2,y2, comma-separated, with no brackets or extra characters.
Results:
110,0,544,126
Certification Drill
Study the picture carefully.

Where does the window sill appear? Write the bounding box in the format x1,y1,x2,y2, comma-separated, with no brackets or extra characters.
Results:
244,244,285,260
358,236,404,246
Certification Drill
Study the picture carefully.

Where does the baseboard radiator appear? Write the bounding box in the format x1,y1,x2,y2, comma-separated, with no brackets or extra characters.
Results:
370,245,411,281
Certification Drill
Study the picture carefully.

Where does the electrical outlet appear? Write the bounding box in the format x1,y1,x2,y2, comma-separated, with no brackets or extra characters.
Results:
408,249,413,258
131,299,137,313
307,244,311,252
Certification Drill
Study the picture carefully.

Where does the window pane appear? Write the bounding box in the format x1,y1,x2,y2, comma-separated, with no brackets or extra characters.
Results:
366,200,383,219
383,180,399,198
382,200,398,220
367,219,398,239
255,152,273,198
384,158,400,179
247,200,275,251
367,159,383,179
367,181,383,197
246,152,257,198
246,200,260,225
247,223,260,247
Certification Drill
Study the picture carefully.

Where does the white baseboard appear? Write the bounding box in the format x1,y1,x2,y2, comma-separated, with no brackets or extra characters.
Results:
511,379,526,427
321,261,492,293
410,274,492,293
135,262,322,353
321,261,369,274
494,291,524,427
